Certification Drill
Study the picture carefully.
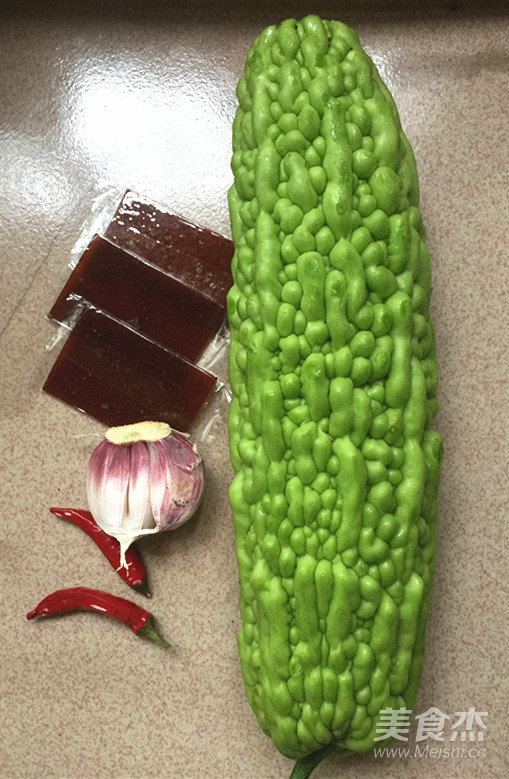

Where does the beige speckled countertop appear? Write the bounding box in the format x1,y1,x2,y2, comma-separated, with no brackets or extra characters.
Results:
1,2,508,778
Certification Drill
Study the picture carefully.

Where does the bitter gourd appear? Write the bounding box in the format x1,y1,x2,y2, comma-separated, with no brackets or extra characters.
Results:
227,15,442,770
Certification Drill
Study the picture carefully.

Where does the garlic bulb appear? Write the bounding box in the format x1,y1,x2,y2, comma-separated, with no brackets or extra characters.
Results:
87,421,204,564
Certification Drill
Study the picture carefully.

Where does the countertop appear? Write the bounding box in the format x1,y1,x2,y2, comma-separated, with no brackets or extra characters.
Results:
1,1,508,777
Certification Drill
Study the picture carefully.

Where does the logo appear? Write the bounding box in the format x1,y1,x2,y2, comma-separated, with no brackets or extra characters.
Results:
373,707,488,760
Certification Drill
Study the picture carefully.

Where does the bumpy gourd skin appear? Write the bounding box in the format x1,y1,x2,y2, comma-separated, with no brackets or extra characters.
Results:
227,15,442,761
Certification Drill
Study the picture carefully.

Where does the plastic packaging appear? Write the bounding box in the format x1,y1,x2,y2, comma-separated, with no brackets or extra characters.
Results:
43,188,233,438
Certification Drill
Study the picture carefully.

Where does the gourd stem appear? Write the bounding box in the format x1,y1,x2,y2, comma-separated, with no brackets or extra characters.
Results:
290,744,340,779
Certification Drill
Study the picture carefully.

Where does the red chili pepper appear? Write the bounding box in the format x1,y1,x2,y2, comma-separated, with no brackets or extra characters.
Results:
50,508,150,597
26,587,169,647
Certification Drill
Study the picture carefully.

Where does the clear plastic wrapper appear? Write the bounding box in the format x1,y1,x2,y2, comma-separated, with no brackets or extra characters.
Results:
43,187,233,440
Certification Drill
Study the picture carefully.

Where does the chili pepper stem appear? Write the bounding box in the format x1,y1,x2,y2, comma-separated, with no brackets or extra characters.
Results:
111,540,151,594
132,580,151,598
138,616,170,648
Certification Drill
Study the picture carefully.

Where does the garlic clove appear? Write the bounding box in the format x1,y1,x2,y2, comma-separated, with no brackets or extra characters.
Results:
149,435,204,530
122,443,154,534
86,439,131,537
147,438,174,529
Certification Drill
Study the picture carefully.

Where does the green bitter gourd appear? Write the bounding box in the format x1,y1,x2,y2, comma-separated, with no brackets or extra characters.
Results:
227,14,443,771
